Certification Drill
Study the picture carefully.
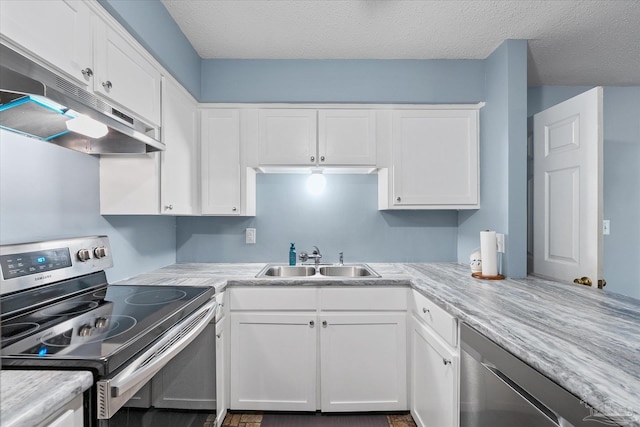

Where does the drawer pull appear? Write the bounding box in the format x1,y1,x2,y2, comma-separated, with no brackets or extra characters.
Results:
322,320,328,327
443,359,452,366
423,307,430,314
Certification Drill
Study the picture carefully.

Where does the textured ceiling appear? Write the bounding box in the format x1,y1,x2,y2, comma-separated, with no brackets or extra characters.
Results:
160,0,640,86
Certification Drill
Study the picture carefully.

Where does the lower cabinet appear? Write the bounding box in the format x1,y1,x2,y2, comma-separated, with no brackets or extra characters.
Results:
228,287,408,413
320,313,407,412
42,394,84,427
411,316,459,427
215,314,228,426
230,312,318,411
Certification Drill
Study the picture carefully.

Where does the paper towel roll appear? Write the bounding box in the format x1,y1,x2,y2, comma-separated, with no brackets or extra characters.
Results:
480,230,498,276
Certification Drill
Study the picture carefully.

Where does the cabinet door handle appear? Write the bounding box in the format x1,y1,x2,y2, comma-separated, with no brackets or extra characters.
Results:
81,67,93,78
320,156,325,162
165,204,173,211
396,196,401,202
423,307,430,314
310,156,315,162
443,359,452,366
102,80,113,90
216,333,222,339
309,320,315,327
232,207,237,212
322,320,328,327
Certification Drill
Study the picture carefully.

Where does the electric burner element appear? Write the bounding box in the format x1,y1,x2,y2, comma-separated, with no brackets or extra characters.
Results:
1,322,39,342
41,315,137,346
125,289,187,306
40,301,99,316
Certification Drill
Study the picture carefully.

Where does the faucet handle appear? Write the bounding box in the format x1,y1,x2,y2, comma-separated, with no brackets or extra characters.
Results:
339,252,344,265
312,246,321,256
299,251,309,262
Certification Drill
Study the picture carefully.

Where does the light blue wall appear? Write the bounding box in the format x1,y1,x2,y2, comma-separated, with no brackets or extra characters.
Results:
201,59,485,103
528,86,640,299
98,0,201,98
0,130,177,282
177,174,459,263
457,40,528,277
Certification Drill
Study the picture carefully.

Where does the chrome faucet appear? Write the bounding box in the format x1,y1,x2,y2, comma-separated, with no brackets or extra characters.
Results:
299,246,322,266
339,251,344,266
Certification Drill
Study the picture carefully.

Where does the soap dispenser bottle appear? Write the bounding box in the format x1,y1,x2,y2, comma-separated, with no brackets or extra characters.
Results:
289,243,296,266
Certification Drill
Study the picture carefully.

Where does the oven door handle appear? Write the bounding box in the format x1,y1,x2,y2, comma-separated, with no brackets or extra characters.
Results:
96,297,217,418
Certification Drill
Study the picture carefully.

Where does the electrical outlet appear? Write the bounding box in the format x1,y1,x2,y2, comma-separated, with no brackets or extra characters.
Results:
603,220,610,235
496,233,505,253
245,228,256,244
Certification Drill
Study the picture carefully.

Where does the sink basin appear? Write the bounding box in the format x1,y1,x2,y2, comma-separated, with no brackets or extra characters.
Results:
318,265,380,277
256,263,380,278
257,265,316,277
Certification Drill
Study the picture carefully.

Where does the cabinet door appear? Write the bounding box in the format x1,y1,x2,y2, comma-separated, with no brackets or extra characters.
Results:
411,317,459,427
230,313,317,411
391,109,479,208
100,153,160,214
161,78,199,215
320,313,407,412
93,20,161,126
201,109,241,215
0,0,93,87
258,109,317,165
318,109,376,165
216,317,228,426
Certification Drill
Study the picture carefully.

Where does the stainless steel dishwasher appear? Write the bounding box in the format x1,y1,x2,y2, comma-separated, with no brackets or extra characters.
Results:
460,323,616,427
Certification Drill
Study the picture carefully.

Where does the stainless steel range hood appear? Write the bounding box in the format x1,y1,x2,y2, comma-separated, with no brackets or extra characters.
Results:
0,43,164,154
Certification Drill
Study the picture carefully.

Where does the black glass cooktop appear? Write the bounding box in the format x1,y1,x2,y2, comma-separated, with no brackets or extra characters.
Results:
0,279,215,375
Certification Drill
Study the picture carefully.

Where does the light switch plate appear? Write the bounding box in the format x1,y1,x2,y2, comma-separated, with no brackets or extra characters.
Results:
246,228,256,244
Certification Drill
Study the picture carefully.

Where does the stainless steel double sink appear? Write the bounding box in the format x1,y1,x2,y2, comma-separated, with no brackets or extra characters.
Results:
256,264,380,278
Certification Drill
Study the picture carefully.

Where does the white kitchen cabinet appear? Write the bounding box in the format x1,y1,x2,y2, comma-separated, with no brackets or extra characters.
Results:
257,108,376,166
215,312,228,426
411,315,459,427
93,18,162,126
160,78,199,215
319,313,407,412
41,394,83,427
0,0,94,88
100,153,160,214
379,108,480,209
258,109,318,165
230,312,318,411
201,109,256,216
318,109,377,165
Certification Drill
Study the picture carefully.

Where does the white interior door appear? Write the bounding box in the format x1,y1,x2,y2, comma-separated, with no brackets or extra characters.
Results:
533,87,603,287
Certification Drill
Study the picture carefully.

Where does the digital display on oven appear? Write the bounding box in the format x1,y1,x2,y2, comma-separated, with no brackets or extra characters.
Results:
0,248,72,280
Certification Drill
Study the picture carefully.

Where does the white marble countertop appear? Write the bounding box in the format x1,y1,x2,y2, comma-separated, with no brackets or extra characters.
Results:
0,370,92,427
6,262,636,426
114,261,640,425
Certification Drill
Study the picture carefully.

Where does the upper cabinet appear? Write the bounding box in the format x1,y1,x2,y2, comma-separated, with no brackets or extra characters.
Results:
378,108,480,210
0,0,94,88
1,0,162,128
257,109,376,166
201,109,256,216
161,78,200,215
93,20,162,126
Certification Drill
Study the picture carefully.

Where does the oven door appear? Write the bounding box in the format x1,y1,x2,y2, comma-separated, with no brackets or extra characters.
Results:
96,298,217,421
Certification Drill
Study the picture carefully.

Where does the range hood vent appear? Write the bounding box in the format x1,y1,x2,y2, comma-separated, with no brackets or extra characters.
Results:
0,43,164,154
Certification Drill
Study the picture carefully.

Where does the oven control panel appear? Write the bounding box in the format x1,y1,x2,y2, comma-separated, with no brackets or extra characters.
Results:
0,236,113,295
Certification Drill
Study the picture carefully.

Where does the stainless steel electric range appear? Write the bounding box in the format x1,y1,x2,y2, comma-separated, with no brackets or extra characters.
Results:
0,236,217,426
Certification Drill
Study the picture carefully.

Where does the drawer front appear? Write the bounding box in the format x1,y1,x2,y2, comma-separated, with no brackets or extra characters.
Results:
411,290,457,347
229,287,317,310
319,287,408,311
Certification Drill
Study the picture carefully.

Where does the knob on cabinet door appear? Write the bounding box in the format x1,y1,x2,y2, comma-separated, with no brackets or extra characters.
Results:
102,80,112,90
81,67,93,78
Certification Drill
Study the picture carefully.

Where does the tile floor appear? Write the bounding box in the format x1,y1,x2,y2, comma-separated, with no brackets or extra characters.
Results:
216,412,417,427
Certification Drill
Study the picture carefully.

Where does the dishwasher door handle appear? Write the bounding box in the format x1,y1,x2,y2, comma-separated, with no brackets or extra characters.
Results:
482,362,561,426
